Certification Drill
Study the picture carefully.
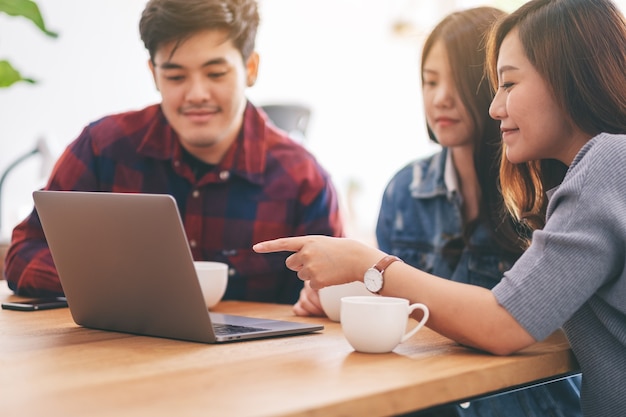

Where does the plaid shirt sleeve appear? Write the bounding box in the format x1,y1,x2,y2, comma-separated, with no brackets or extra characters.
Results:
4,123,103,296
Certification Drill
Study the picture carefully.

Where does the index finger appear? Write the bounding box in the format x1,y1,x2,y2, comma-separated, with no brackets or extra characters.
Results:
253,236,309,253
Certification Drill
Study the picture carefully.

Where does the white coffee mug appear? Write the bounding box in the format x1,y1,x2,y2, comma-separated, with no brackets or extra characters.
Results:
194,261,228,309
318,281,375,322
340,296,429,353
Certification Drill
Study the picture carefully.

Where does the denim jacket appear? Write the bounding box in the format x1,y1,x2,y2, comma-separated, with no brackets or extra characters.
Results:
377,149,518,289
377,149,581,417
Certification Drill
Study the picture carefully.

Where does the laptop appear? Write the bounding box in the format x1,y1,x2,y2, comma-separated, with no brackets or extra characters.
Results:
32,190,323,343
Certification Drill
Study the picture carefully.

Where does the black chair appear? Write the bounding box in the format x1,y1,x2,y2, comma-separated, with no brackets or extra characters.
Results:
260,103,312,144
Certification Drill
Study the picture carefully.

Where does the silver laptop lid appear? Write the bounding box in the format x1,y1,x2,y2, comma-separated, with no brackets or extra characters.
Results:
33,191,323,344
33,191,217,342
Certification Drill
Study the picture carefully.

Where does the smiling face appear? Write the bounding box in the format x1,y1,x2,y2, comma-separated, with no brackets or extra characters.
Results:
422,40,475,150
489,29,590,166
149,29,259,164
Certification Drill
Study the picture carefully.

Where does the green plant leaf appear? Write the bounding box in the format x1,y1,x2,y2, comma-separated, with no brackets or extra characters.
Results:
0,0,58,38
0,59,36,88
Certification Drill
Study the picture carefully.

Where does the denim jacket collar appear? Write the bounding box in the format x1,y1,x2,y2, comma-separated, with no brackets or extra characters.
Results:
409,147,456,200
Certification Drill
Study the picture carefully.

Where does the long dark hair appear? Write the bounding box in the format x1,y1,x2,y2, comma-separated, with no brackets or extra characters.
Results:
422,7,527,256
486,0,626,234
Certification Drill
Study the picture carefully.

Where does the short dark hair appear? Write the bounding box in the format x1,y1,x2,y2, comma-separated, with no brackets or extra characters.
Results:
139,0,260,63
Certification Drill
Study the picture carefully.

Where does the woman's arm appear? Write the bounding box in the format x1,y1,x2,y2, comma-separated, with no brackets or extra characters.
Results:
254,235,535,355
383,260,534,354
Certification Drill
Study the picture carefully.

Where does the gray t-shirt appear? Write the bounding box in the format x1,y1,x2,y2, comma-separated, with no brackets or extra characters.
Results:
493,133,626,417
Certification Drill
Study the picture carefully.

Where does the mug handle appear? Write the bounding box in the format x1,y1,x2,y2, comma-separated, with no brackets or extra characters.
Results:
401,303,430,342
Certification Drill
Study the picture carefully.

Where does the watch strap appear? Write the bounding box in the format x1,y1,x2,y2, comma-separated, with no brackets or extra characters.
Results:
372,255,403,274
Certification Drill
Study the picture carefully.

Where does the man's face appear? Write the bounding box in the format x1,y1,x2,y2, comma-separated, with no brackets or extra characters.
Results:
150,29,259,164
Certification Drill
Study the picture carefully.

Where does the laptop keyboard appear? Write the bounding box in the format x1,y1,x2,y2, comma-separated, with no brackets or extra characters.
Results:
213,323,269,335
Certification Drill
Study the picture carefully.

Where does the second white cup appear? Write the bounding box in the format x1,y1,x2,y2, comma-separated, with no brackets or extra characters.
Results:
194,261,228,309
318,281,375,322
340,296,429,353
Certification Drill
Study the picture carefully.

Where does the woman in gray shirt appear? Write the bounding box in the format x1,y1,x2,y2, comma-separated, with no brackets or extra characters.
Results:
254,1,626,415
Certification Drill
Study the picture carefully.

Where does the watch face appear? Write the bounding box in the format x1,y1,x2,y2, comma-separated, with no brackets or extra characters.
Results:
364,268,383,293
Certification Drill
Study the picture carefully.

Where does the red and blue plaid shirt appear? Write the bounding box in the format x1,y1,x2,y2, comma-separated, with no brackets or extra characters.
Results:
5,102,343,303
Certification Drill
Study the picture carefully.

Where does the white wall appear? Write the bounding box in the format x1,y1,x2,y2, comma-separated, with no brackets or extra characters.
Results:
2,0,625,242
0,0,157,239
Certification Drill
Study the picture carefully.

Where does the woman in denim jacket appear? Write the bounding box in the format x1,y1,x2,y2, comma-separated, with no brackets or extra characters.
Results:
376,7,581,417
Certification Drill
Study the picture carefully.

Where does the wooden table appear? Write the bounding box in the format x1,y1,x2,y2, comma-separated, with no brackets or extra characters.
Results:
0,281,579,417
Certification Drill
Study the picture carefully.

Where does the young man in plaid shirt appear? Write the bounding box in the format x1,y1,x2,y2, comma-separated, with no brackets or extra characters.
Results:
4,0,343,305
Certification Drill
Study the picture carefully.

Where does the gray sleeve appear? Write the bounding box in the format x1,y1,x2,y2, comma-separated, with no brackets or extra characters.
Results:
493,137,626,341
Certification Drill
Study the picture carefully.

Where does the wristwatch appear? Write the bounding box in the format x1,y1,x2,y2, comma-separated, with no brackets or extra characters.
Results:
363,255,403,294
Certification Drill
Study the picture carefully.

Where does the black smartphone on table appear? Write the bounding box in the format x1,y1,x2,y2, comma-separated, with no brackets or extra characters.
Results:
1,296,68,311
